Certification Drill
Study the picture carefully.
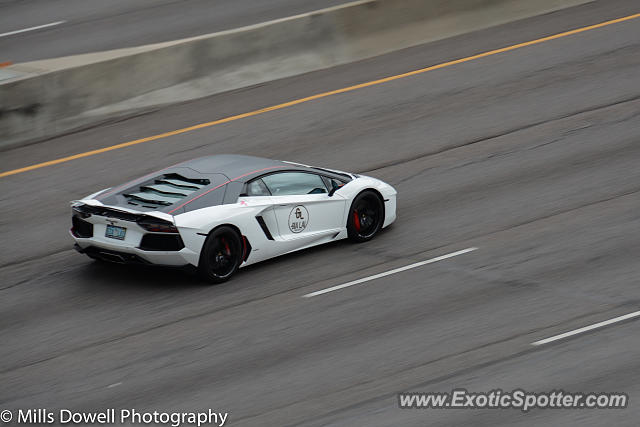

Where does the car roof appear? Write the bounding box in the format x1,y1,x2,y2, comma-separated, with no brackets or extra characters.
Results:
94,155,352,214
180,154,305,181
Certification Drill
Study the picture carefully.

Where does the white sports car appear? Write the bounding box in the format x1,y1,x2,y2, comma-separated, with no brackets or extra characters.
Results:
71,155,397,283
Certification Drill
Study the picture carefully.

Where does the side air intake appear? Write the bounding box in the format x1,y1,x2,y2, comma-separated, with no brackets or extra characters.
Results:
256,216,274,240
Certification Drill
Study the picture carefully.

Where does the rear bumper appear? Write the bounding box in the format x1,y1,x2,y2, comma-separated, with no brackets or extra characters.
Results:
74,244,151,264
72,233,195,266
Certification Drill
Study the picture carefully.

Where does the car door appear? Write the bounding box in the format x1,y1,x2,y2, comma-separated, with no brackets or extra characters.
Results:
233,178,280,262
260,172,347,242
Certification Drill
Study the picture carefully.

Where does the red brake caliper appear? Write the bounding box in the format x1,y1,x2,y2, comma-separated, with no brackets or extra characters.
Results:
353,210,361,232
222,238,231,256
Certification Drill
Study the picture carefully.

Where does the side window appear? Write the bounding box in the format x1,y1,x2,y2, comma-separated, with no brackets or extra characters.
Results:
262,172,328,196
325,177,346,191
246,178,270,196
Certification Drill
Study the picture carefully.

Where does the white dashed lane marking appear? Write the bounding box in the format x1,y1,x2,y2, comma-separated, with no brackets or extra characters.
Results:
532,310,640,346
0,21,65,38
303,247,478,298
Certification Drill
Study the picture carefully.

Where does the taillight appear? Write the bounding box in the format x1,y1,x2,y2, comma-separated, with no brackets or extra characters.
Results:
137,217,179,233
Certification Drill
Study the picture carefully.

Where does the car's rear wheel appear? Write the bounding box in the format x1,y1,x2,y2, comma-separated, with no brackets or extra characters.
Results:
198,226,242,284
347,190,384,242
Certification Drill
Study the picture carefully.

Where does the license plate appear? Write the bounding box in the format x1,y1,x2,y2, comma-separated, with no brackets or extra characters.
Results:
105,224,126,240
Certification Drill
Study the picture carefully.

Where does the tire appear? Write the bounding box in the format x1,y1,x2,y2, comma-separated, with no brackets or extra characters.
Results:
347,190,385,242
198,226,243,284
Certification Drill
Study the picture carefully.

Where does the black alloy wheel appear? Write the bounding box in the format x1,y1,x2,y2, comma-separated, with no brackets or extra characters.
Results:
347,190,384,242
198,226,243,283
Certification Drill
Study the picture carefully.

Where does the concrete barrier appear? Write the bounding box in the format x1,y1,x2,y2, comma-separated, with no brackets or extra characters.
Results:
0,0,593,148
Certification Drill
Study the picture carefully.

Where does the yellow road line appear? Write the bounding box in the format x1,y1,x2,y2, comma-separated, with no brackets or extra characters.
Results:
2,12,639,179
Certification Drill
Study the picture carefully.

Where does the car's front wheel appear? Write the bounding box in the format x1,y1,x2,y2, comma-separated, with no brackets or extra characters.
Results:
347,190,384,242
198,226,243,284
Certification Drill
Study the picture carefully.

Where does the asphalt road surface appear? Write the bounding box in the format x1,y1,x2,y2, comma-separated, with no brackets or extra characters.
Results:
1,0,640,425
0,0,349,63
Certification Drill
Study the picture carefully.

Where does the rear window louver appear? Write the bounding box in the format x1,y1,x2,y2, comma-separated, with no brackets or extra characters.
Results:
124,174,209,208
